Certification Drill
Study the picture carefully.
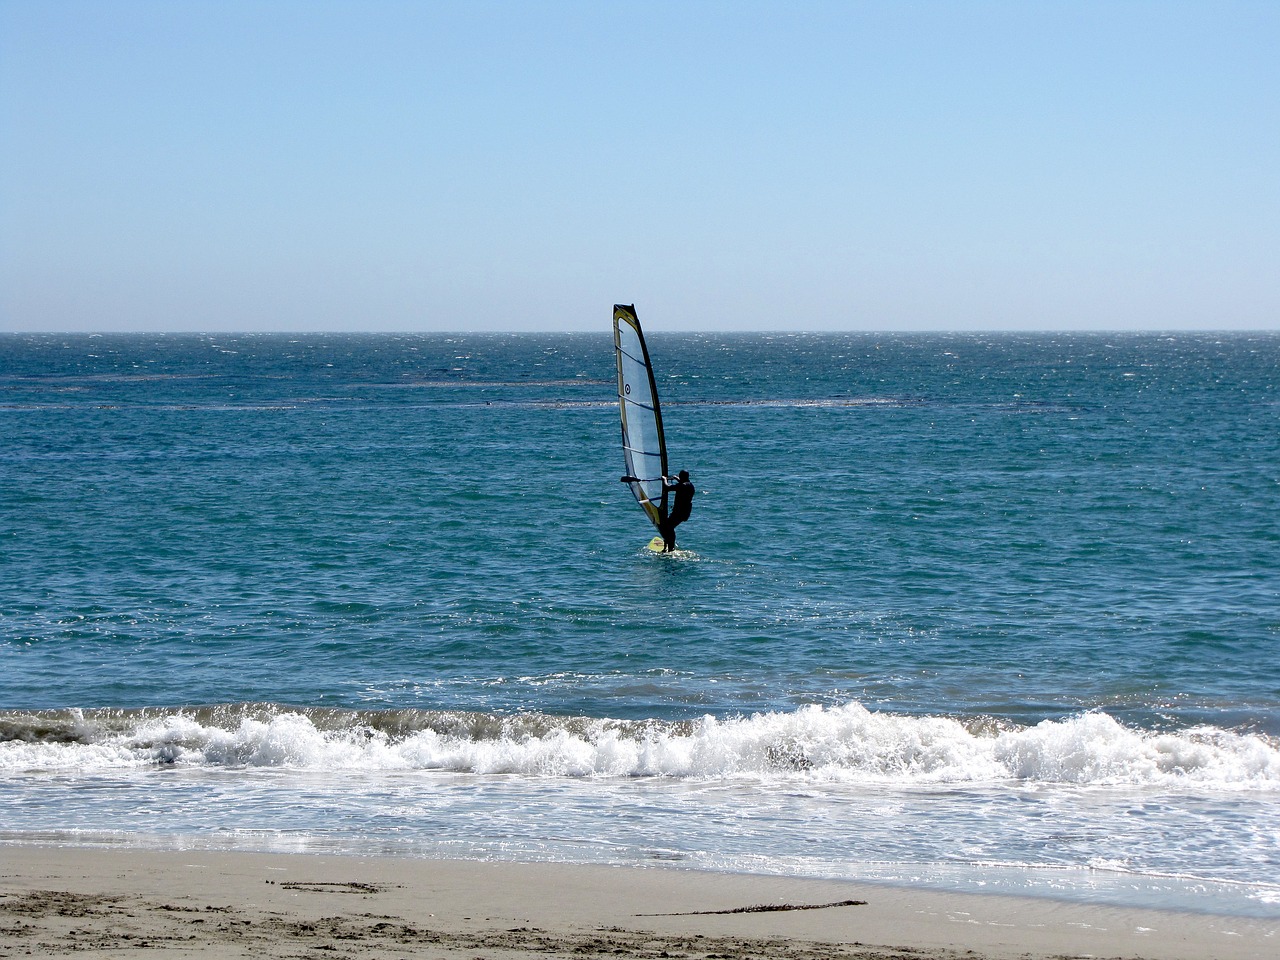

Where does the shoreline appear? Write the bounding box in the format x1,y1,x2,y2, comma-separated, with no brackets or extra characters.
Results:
2,845,1277,959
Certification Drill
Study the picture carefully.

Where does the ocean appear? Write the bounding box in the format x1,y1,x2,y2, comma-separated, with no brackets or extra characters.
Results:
2,330,1278,917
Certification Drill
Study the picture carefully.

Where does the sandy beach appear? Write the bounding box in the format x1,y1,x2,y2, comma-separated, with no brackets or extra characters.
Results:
0,846,1275,960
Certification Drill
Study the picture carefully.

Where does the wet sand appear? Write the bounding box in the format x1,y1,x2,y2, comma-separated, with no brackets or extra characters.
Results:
1,845,1275,959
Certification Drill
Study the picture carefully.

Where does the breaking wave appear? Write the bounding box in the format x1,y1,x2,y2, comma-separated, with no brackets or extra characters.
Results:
4,703,1278,788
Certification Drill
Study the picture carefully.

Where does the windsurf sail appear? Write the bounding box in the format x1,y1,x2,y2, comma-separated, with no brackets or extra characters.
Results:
614,304,668,531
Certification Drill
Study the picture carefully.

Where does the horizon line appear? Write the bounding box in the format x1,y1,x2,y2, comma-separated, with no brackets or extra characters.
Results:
3,327,1279,338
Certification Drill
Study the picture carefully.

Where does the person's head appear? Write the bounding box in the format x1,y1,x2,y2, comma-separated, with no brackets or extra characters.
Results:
678,469,689,481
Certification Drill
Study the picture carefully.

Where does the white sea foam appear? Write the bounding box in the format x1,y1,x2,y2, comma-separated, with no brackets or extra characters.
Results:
4,703,1278,788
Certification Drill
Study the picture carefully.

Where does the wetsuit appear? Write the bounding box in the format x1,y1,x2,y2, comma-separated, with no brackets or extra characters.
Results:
659,477,695,552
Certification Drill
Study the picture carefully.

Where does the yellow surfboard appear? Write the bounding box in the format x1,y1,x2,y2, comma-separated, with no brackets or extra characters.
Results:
646,536,691,555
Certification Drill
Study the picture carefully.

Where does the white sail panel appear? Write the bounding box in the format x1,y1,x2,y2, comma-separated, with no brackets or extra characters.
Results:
613,304,668,530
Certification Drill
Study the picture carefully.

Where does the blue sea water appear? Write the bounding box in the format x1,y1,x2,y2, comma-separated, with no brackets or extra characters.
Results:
2,331,1279,916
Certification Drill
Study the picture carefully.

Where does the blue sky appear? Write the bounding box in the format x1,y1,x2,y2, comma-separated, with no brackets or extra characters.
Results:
2,0,1277,332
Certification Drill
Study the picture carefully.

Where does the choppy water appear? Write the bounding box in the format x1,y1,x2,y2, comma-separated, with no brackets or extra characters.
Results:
2,331,1278,916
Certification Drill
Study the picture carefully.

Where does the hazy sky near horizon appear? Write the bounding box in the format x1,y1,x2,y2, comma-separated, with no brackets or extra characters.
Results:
2,1,1277,333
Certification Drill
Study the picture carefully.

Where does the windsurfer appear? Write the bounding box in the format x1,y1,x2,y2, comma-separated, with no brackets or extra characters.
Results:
659,470,695,552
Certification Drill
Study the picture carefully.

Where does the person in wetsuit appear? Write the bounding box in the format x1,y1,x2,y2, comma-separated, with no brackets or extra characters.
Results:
659,469,695,552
